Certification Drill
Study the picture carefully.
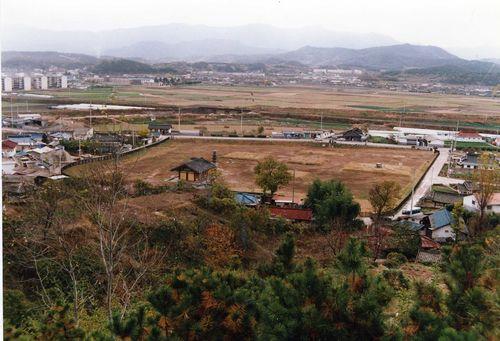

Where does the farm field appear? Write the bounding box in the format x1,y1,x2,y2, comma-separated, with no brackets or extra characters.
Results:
20,84,500,118
66,139,435,212
133,85,500,117
6,84,499,131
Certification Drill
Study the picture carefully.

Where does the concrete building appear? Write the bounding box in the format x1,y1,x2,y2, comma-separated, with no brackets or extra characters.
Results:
12,76,31,91
47,75,68,89
32,75,48,90
2,76,13,92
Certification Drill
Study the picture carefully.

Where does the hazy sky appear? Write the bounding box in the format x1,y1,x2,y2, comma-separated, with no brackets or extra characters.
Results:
2,0,500,54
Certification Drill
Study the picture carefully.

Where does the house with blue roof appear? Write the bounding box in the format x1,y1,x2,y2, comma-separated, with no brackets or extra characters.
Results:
422,208,468,243
7,135,46,151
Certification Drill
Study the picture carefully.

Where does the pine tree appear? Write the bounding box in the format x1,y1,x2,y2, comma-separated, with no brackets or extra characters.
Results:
443,244,494,334
335,237,369,287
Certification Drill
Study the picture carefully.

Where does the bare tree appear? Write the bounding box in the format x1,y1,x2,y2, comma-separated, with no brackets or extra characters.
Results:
368,181,401,225
79,160,130,321
368,181,401,259
79,158,167,321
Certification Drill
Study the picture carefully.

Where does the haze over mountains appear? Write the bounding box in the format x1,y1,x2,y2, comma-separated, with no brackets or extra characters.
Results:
3,23,500,85
4,23,398,58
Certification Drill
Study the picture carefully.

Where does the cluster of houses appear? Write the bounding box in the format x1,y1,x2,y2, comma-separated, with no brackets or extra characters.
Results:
398,175,500,261
421,180,499,216
2,131,73,181
449,151,499,171
2,133,74,196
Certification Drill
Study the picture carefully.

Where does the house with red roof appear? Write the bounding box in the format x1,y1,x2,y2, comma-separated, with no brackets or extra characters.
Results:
2,140,19,157
456,131,483,142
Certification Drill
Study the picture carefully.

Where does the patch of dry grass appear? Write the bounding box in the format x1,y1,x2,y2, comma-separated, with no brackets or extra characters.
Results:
67,139,435,212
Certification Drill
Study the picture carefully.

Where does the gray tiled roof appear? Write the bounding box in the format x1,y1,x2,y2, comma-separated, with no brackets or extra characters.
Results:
171,157,216,173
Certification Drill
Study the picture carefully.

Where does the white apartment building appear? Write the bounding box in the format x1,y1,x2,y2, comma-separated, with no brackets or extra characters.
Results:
31,75,49,90
12,76,32,91
1,76,13,92
47,75,68,88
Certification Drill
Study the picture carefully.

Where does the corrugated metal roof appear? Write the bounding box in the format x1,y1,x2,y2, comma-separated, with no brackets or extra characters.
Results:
429,209,454,230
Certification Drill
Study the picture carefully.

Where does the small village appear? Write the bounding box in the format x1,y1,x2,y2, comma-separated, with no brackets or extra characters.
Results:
3,109,499,269
2,1,500,338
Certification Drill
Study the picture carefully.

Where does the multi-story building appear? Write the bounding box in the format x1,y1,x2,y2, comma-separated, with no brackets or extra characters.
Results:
47,75,68,88
12,76,32,91
31,75,48,90
1,76,13,92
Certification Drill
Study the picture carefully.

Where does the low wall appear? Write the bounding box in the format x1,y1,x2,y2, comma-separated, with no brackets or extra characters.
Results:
62,137,170,176
391,149,441,215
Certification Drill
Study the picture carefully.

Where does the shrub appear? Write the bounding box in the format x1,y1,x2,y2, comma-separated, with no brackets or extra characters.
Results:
382,269,409,290
385,252,408,268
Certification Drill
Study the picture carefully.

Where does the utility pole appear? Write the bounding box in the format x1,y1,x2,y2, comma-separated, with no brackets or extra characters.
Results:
89,100,92,126
178,107,181,130
59,115,63,174
291,169,296,205
410,168,415,214
240,110,243,135
401,102,406,127
10,97,13,126
320,113,323,130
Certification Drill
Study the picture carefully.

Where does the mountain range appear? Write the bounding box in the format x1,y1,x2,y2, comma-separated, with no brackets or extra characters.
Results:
2,23,500,85
3,23,398,58
1,44,468,70
211,44,461,70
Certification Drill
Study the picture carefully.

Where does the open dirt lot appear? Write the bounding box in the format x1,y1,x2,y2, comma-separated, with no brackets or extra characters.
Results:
67,139,435,212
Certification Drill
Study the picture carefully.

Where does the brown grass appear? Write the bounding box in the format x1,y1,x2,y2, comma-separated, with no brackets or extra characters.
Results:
68,139,435,212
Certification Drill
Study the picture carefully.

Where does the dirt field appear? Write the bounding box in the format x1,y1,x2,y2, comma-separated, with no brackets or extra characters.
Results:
66,139,435,212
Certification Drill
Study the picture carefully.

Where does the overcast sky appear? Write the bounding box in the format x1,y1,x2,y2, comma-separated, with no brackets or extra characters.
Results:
2,0,500,56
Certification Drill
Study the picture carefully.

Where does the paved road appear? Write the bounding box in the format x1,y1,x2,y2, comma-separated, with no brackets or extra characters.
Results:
393,147,464,219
